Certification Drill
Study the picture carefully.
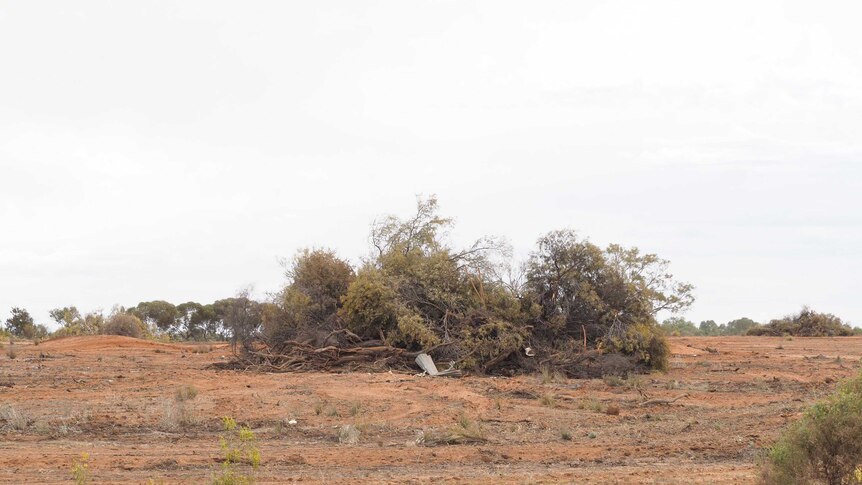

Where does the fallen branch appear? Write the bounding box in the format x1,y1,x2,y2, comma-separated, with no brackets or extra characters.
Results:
637,393,690,407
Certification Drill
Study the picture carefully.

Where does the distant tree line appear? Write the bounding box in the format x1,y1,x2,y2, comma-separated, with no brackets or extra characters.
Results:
661,307,860,337
2,296,265,342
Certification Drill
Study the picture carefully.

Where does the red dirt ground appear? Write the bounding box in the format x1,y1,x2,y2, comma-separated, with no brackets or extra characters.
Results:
1,335,860,484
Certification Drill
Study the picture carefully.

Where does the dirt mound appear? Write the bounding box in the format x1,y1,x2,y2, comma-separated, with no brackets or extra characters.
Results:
37,335,184,352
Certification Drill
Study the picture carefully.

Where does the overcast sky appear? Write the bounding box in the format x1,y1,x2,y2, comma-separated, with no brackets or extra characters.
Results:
2,1,861,329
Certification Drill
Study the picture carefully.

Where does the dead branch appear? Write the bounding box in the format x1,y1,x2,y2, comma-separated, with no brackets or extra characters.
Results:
637,393,689,407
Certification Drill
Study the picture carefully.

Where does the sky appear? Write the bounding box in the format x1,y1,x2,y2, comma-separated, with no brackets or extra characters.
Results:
1,1,861,329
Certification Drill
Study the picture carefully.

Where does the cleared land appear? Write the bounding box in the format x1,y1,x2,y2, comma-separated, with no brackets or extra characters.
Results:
1,335,860,484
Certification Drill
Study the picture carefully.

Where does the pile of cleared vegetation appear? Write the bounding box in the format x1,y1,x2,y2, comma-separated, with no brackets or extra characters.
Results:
220,196,694,378
760,370,862,484
748,307,854,337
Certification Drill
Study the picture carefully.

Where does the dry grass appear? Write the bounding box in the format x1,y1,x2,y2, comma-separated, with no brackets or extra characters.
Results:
0,404,29,431
418,415,487,446
338,424,360,444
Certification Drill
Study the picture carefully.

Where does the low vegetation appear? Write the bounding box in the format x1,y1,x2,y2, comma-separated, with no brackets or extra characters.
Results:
749,307,855,337
212,416,260,485
760,370,862,484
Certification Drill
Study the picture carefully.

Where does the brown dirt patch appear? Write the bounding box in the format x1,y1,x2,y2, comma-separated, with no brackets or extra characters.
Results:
1,336,860,483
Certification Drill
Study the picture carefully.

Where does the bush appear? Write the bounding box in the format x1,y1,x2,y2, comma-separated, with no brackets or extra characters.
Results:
749,307,853,337
340,268,398,340
102,314,147,338
760,371,862,484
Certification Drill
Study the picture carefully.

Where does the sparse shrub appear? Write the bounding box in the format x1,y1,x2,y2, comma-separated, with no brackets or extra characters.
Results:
71,452,90,485
539,393,556,407
0,404,28,430
759,370,862,485
6,344,16,360
175,385,199,402
560,429,573,441
102,313,147,338
348,401,363,417
212,416,260,485
576,397,607,414
417,414,487,446
337,424,361,444
162,386,199,430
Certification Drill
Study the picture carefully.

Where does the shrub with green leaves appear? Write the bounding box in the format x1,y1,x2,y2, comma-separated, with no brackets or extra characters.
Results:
212,416,261,485
760,371,862,485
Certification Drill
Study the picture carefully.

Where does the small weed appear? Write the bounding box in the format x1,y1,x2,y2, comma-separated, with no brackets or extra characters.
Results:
603,374,643,390
576,397,607,414
175,385,199,402
560,429,573,441
212,416,260,485
348,401,363,417
539,393,556,408
71,452,90,485
418,414,487,446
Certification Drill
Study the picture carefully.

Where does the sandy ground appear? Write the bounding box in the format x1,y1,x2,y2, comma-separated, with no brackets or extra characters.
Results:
1,335,860,484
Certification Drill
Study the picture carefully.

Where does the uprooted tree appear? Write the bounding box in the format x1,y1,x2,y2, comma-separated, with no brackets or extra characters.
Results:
223,196,694,377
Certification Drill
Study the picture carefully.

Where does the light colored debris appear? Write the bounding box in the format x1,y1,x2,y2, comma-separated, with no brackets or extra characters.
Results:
415,353,463,377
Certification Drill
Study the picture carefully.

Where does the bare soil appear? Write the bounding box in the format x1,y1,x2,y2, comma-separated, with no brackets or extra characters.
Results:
1,335,860,484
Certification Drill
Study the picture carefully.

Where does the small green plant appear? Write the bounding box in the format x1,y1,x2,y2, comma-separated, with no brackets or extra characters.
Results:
71,452,90,485
560,429,572,441
212,416,260,485
759,370,862,485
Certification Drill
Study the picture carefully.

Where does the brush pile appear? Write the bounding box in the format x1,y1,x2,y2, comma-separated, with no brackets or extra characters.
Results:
217,196,692,377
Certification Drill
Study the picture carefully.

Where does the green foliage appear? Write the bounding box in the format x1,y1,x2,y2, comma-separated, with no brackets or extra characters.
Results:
524,230,688,369
760,371,862,485
212,416,260,485
392,311,440,350
102,313,148,338
51,309,105,337
459,318,526,373
130,301,179,332
4,307,35,337
340,267,399,339
750,307,852,337
724,317,760,336
661,317,700,336
217,291,263,354
699,320,720,336
606,322,669,371
285,248,354,325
